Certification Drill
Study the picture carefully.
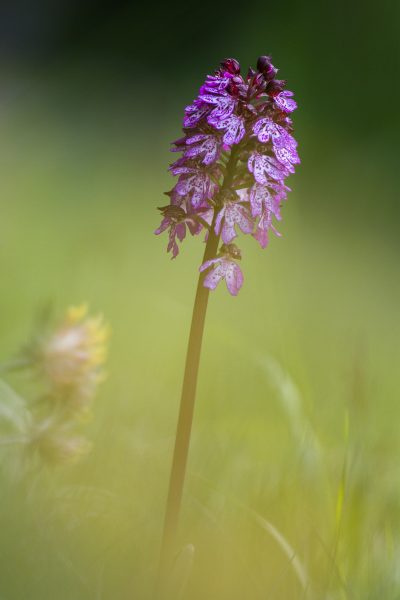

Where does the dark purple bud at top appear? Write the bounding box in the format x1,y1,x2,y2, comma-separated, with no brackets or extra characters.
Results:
257,56,271,70
221,58,241,75
256,55,271,70
257,55,278,80
266,79,287,96
264,64,278,81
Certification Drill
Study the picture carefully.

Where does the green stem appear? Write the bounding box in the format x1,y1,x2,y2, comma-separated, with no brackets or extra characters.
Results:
155,147,239,596
156,218,219,593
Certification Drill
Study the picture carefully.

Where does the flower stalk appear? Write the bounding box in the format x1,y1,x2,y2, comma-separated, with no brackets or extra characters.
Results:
157,148,240,591
156,223,218,591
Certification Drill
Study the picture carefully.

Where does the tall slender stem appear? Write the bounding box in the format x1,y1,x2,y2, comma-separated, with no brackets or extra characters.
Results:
156,146,239,595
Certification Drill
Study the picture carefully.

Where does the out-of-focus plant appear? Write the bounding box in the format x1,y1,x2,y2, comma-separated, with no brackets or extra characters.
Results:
0,304,110,469
155,55,299,594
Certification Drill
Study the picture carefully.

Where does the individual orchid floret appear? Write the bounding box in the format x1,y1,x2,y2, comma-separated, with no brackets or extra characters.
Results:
273,144,300,173
215,195,254,244
273,90,297,113
208,113,245,146
155,205,203,258
253,119,300,174
269,181,292,203
183,101,210,128
200,74,231,95
200,244,244,296
248,151,290,184
253,204,282,249
249,183,281,219
253,118,297,150
171,166,218,208
248,184,282,248
184,134,222,165
200,93,236,123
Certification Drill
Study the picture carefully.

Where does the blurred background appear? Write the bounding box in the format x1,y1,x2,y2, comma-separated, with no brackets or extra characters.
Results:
0,0,399,598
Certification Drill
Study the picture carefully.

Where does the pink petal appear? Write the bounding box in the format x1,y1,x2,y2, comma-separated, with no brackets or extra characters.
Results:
154,217,170,235
203,263,225,290
274,91,297,113
175,223,186,242
199,258,220,273
225,263,243,296
184,103,210,127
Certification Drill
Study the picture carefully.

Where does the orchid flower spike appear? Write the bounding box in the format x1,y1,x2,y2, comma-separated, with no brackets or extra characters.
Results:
155,55,299,295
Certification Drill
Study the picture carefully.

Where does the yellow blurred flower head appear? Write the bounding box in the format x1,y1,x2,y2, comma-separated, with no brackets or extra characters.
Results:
32,304,110,409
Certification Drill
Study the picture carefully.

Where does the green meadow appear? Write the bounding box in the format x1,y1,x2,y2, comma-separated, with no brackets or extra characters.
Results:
0,52,399,599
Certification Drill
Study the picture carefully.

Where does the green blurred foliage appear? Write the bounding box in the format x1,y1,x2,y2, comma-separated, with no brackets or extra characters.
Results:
0,1,399,598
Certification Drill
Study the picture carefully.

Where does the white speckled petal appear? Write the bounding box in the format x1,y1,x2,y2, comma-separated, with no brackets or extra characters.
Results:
253,118,274,143
225,262,244,296
274,91,297,113
274,147,297,172
203,263,227,290
221,206,237,243
199,258,220,273
234,205,254,235
223,115,245,145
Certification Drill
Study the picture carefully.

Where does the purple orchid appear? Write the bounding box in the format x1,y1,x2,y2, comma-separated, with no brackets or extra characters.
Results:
200,244,244,296
215,198,254,244
172,166,218,208
253,204,282,249
273,90,298,113
209,113,246,145
184,134,222,165
201,93,236,122
158,58,301,572
249,183,281,218
156,55,299,295
253,118,297,151
155,205,202,258
248,152,291,184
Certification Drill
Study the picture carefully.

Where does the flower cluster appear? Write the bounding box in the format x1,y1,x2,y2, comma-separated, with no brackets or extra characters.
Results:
0,305,110,467
155,55,299,295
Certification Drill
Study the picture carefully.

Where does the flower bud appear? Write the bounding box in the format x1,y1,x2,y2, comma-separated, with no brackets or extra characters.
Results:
256,55,277,80
266,79,286,96
220,58,241,75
